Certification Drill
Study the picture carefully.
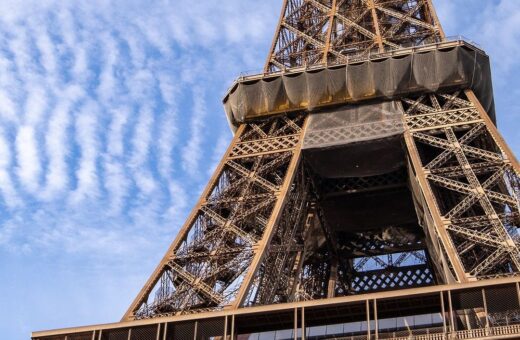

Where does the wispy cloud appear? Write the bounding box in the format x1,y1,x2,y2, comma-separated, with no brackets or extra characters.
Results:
0,0,280,258
15,126,40,193
181,86,207,177
0,127,21,209
434,0,520,151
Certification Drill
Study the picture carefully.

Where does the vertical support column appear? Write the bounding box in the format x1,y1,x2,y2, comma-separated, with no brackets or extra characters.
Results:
125,115,309,318
233,117,309,308
231,315,235,340
322,0,338,63
264,0,289,72
366,300,371,340
440,291,447,333
302,307,306,340
327,259,338,298
193,321,198,340
224,315,228,340
516,282,520,310
424,0,446,38
466,90,520,173
123,124,246,320
373,299,379,340
482,288,490,332
400,90,520,280
155,324,161,340
294,307,298,340
448,290,455,333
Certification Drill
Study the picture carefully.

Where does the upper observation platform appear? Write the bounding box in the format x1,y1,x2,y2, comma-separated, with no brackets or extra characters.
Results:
223,38,495,128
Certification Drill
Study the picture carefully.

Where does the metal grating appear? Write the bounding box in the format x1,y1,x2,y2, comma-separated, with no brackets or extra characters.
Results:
100,329,129,340
69,333,95,340
166,322,195,340
130,326,157,340
485,284,520,313
197,318,225,339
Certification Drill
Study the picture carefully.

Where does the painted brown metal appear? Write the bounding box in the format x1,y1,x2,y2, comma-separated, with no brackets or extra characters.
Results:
34,0,520,339
265,0,444,72
32,277,520,339
402,90,520,282
123,114,309,320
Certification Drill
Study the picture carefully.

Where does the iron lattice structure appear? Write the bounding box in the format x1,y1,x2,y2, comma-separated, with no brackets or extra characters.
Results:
121,0,520,322
402,90,520,280
265,0,443,72
126,115,310,319
34,1,520,339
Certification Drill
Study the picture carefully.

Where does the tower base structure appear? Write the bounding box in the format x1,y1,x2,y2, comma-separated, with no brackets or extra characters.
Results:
30,0,520,337
32,277,520,340
33,21,520,340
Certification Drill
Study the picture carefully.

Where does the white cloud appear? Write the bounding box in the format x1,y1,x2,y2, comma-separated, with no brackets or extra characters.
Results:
207,132,230,177
181,87,207,176
0,90,18,123
15,126,41,193
0,128,21,208
70,101,101,204
130,105,156,195
24,85,48,126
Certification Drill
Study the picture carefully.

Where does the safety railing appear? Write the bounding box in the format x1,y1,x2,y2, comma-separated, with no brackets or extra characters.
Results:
34,277,520,340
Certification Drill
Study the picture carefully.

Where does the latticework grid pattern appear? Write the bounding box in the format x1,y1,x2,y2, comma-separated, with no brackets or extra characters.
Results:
266,0,443,72
125,115,308,319
403,90,520,281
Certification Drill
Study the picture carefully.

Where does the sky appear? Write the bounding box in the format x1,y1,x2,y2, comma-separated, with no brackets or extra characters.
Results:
0,1,518,339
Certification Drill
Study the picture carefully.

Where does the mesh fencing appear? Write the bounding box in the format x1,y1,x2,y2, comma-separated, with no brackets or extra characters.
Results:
302,101,403,149
130,326,158,340
197,318,225,339
224,45,494,126
485,284,520,313
100,328,129,340
166,321,195,340
69,333,95,340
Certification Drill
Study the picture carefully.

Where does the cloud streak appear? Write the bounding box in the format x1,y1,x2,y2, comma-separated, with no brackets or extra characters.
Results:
0,0,280,259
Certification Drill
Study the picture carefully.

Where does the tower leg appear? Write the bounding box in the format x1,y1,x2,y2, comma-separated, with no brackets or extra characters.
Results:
123,114,308,320
402,90,520,283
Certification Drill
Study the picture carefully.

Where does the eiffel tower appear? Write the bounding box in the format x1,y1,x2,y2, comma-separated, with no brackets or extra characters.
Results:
34,1,520,340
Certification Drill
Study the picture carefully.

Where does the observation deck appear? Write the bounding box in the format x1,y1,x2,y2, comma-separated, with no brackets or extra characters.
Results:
223,38,494,129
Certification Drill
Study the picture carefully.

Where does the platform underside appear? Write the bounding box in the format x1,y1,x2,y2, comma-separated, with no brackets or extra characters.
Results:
32,277,520,340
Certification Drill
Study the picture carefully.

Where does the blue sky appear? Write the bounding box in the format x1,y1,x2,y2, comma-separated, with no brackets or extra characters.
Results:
0,1,518,339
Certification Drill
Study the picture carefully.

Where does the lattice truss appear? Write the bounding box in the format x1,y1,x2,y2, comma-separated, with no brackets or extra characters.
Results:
126,115,307,320
321,169,407,196
266,0,443,72
238,169,437,306
402,90,520,279
242,163,312,306
292,230,435,302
